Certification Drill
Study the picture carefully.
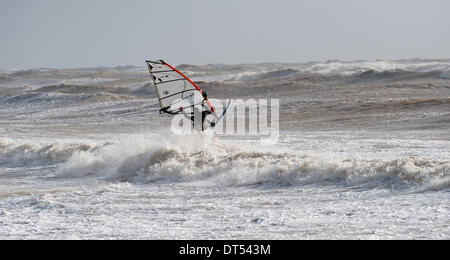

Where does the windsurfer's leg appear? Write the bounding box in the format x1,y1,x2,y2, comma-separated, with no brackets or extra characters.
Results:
201,111,206,131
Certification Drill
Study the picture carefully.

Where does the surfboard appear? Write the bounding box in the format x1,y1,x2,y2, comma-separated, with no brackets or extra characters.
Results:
210,99,232,129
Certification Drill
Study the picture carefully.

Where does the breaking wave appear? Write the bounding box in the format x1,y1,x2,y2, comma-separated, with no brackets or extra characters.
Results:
54,134,450,191
0,138,105,167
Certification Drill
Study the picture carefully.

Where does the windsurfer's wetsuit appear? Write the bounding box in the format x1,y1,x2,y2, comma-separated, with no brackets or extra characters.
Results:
190,91,215,130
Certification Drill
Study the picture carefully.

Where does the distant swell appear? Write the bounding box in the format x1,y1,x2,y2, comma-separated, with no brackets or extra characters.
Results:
352,69,446,82
213,69,449,84
55,134,450,191
0,92,134,107
229,69,301,81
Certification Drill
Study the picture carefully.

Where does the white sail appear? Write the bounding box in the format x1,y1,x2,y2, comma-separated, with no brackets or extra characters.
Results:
146,59,214,114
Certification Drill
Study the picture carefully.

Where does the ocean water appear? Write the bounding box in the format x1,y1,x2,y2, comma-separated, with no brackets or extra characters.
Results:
0,59,449,239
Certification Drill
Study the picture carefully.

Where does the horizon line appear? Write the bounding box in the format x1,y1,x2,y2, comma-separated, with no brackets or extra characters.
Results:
2,57,450,72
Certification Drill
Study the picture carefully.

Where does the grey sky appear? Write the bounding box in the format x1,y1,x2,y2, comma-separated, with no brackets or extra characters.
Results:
1,0,449,70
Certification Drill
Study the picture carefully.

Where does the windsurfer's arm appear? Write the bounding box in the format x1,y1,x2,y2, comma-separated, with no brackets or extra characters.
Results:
201,91,213,114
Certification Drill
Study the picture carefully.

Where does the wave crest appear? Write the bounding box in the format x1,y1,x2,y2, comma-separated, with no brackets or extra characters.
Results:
0,138,101,167
55,134,450,190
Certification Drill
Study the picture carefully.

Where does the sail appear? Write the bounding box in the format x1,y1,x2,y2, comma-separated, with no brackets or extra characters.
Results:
145,59,214,115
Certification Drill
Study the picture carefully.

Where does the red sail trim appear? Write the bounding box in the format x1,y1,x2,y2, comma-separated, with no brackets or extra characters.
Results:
162,62,216,115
